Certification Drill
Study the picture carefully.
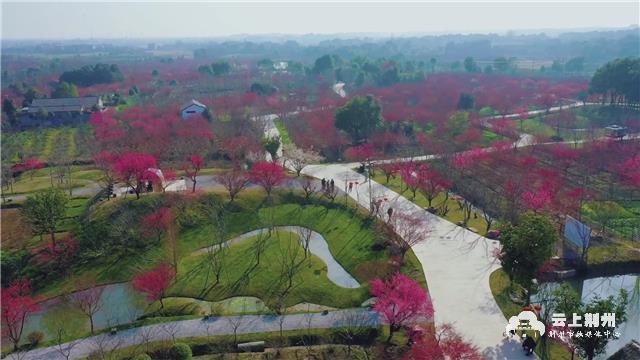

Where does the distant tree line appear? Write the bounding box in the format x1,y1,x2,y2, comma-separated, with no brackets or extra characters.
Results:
198,61,231,76
59,63,124,87
590,57,640,106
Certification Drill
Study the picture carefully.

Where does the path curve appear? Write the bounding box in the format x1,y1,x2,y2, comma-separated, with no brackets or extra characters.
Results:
196,226,360,289
301,164,532,359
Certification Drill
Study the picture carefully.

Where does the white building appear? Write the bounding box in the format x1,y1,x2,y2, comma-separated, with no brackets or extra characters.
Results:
180,99,207,119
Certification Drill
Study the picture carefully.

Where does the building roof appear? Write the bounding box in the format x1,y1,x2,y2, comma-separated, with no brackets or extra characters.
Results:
28,97,101,113
181,99,207,112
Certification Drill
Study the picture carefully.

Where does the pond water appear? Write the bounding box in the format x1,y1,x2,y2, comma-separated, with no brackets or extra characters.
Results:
534,274,639,359
22,282,146,343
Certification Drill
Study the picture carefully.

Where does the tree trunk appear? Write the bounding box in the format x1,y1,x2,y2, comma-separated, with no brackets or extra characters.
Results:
89,316,95,335
386,325,395,343
192,180,196,193
50,231,56,247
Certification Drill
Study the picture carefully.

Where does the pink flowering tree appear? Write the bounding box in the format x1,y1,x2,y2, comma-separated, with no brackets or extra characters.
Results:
132,263,175,310
405,323,483,360
112,152,157,199
344,143,377,166
399,162,420,199
249,162,286,198
1,279,39,350
371,273,433,342
183,154,204,193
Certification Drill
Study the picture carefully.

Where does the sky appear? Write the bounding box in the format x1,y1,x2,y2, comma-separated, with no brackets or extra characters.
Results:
2,1,639,40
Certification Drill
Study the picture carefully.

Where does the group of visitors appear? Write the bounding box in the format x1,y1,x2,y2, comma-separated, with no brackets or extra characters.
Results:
321,178,335,193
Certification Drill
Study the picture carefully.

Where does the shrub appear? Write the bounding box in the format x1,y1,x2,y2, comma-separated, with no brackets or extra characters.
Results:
169,342,192,360
132,354,152,360
27,331,44,346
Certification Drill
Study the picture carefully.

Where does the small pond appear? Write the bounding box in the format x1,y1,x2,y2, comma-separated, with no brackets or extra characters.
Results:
21,282,146,343
533,274,639,359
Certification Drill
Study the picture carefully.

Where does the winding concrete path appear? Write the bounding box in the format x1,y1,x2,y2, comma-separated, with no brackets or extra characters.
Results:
196,226,360,288
301,164,530,359
9,309,379,360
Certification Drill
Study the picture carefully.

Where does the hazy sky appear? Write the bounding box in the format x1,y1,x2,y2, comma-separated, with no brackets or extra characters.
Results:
2,1,639,39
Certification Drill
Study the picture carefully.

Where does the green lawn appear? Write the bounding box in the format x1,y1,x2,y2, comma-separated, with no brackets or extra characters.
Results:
521,117,555,138
371,172,489,235
5,166,100,195
1,126,94,165
34,189,427,307
172,229,369,308
489,269,575,360
275,118,292,145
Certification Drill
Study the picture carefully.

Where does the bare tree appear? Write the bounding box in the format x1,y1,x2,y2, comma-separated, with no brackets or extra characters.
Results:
88,334,123,360
278,232,305,296
134,326,155,356
252,229,269,267
66,277,104,335
201,203,228,296
54,328,80,360
206,243,227,289
225,299,250,346
216,168,248,203
385,213,430,263
323,185,339,203
159,322,179,343
300,177,317,200
296,226,313,258
335,310,375,357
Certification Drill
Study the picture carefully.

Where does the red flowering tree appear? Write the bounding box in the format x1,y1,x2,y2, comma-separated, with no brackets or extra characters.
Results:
521,186,554,213
1,279,39,350
249,162,286,198
183,155,204,193
142,207,174,243
131,263,175,310
400,162,420,199
13,158,45,180
371,273,433,342
377,163,400,183
344,143,377,165
112,152,157,199
405,323,483,360
32,233,79,271
416,165,450,208
216,168,249,202
616,155,640,188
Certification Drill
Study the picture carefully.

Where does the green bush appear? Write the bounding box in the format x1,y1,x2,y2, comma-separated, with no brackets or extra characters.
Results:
131,354,152,360
27,331,44,346
169,342,192,360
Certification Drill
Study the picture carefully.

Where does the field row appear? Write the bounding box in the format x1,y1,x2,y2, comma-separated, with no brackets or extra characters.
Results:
2,126,93,164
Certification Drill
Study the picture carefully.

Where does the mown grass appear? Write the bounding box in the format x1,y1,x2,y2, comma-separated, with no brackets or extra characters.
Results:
172,229,369,308
275,118,292,145
34,189,427,306
371,172,489,235
6,167,99,195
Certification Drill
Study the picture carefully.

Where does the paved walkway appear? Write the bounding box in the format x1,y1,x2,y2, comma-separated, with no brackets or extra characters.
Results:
301,164,531,358
10,309,378,360
195,226,360,288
